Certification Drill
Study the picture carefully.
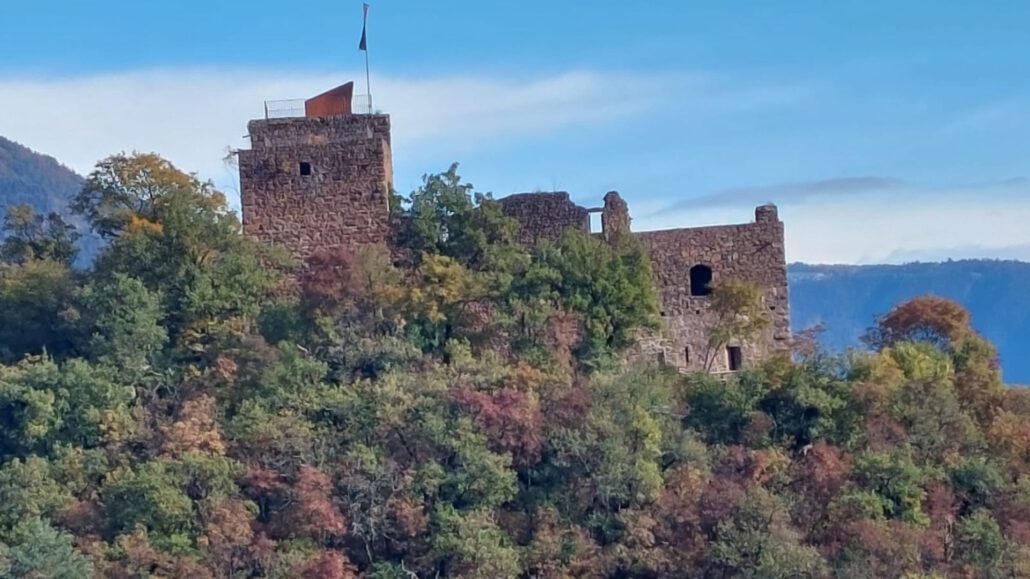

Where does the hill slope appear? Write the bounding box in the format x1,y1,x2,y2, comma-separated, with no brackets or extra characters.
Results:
0,136,100,262
789,260,1030,384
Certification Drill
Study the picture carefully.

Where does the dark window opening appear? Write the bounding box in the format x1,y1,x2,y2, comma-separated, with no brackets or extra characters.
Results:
299,162,312,176
727,346,743,371
684,347,691,365
657,352,667,366
660,311,667,317
689,264,713,296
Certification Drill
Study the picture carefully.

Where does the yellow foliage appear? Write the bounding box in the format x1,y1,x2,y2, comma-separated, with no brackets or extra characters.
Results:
127,214,163,237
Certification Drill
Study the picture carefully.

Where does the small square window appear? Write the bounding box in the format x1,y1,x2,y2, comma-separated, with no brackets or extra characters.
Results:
299,162,312,176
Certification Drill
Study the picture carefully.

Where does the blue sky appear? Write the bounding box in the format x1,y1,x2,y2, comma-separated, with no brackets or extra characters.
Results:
2,1,1029,263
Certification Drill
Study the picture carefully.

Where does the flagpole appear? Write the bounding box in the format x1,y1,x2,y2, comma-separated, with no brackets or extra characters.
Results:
360,3,372,114
364,41,372,113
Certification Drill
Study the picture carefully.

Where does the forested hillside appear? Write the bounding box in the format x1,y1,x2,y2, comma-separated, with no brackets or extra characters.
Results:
0,154,1027,578
0,137,101,264
790,261,1030,384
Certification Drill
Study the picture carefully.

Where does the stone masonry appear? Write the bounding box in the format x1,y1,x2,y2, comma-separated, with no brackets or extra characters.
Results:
496,192,790,373
494,192,591,246
239,112,393,261
240,82,790,373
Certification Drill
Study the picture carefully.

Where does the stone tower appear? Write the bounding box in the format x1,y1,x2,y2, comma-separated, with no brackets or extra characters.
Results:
239,82,393,260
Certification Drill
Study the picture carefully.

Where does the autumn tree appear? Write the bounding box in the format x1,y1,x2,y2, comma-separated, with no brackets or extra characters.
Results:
700,279,771,372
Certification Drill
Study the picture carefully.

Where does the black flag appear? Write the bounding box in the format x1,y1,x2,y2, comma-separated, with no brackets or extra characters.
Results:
359,3,369,51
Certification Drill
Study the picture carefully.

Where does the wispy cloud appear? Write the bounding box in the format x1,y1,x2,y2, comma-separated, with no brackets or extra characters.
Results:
631,177,1030,264
655,176,903,213
0,67,807,195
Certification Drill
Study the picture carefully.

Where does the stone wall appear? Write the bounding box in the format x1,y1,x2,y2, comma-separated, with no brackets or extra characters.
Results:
601,191,630,241
493,191,790,374
633,205,790,373
239,114,393,260
239,106,791,375
496,192,591,246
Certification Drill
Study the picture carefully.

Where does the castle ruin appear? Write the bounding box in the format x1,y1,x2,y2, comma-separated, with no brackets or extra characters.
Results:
239,82,790,373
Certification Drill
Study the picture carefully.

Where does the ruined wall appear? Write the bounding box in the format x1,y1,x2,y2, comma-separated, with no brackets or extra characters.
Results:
494,191,790,374
239,103,790,374
633,204,790,373
239,114,393,260
496,192,590,246
601,191,630,241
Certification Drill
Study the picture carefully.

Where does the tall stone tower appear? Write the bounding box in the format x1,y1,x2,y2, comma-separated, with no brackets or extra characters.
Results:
239,82,393,260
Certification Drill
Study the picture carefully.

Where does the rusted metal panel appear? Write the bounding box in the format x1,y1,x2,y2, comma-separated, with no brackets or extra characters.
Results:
305,82,354,117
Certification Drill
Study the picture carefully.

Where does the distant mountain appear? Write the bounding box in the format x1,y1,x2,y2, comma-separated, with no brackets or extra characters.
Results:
789,260,1030,385
0,136,101,263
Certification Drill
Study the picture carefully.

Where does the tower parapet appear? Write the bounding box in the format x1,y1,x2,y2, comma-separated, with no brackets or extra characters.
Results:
239,82,393,260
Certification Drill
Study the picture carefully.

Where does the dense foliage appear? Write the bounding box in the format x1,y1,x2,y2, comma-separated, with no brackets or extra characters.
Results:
790,261,1030,384
0,154,1027,578
0,137,102,264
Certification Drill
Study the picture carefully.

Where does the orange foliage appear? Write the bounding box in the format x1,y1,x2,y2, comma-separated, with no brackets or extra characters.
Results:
160,394,226,456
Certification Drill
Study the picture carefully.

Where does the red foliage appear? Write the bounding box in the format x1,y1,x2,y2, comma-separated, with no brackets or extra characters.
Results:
203,499,256,572
866,295,972,350
386,495,429,539
543,382,590,429
863,414,907,451
281,466,347,539
451,387,545,465
793,443,851,504
301,248,355,309
300,550,359,579
712,446,782,485
995,491,1030,546
699,477,746,533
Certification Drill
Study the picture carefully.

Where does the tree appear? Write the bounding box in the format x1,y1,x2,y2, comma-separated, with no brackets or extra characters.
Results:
74,273,167,374
0,258,75,362
865,296,1003,427
0,204,80,265
518,230,659,368
83,153,284,346
399,163,524,276
700,279,771,372
864,295,972,351
0,518,94,579
73,152,214,240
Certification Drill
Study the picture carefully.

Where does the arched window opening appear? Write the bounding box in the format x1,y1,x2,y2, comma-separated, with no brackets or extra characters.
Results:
689,264,713,296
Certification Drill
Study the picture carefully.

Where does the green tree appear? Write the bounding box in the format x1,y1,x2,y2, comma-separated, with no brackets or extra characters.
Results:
83,153,284,347
0,518,94,579
399,163,523,276
0,259,75,362
0,204,80,265
74,273,167,375
518,230,659,368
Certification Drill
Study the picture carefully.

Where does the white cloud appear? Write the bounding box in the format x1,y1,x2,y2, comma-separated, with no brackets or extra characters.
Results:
633,184,1030,264
0,68,690,194
3,67,1025,265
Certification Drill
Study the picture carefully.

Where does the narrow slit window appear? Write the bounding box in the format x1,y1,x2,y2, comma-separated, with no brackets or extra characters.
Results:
299,162,312,176
727,346,743,371
684,346,691,365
